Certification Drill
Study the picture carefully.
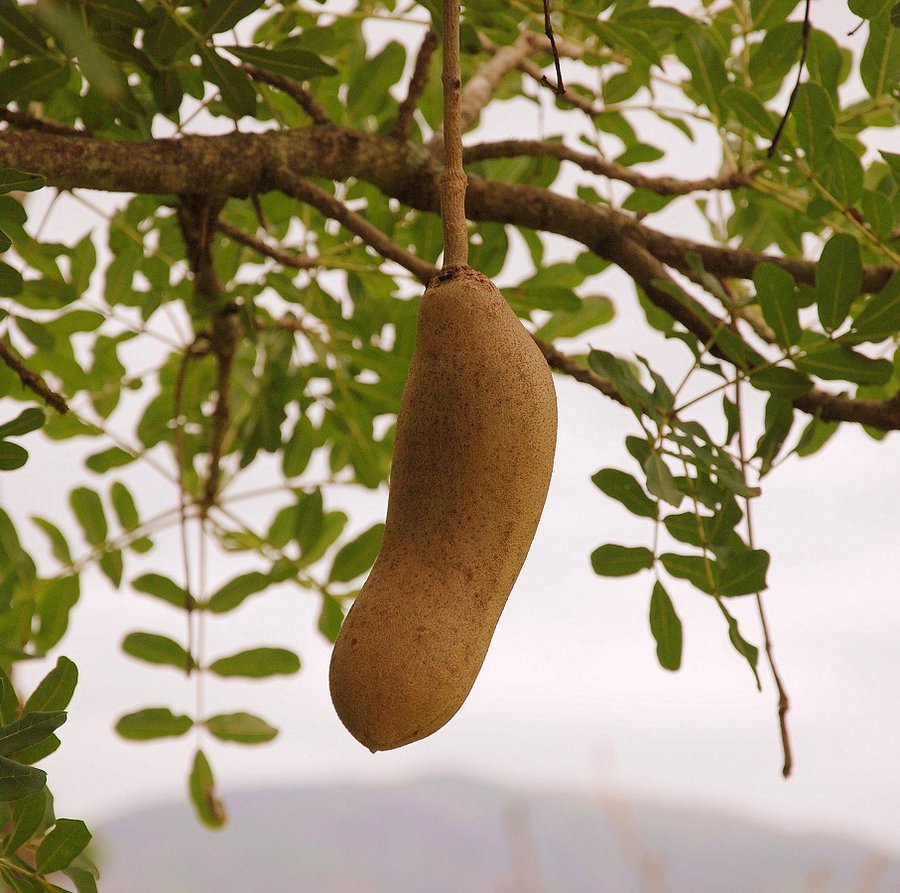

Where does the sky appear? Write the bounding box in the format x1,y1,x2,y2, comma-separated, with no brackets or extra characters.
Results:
2,0,899,864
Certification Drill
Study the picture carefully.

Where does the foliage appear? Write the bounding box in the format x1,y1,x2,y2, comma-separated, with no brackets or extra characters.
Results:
0,0,897,882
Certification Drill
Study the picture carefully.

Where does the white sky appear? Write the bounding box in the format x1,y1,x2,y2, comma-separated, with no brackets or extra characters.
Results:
2,0,898,863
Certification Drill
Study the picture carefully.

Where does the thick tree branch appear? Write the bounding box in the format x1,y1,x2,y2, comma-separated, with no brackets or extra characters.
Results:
465,139,763,195
1,126,896,429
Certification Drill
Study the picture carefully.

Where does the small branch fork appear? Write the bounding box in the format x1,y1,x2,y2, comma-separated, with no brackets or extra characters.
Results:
0,340,69,413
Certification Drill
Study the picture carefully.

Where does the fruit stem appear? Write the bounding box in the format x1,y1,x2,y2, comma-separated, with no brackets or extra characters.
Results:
440,0,469,269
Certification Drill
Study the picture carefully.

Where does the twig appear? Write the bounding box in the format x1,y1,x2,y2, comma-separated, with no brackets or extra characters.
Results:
534,339,624,405
392,29,438,140
241,63,331,125
465,139,763,195
272,168,438,283
0,107,90,136
429,32,536,157
216,218,318,269
0,340,69,413
439,0,468,268
733,377,793,777
541,0,566,94
767,0,812,158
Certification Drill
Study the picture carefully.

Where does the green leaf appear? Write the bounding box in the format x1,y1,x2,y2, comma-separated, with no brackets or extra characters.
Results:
30,518,71,566
591,468,658,519
0,712,66,757
0,757,46,802
726,612,761,687
189,749,226,829
200,0,265,35
533,294,614,341
721,85,780,135
208,647,301,678
33,577,80,654
283,415,315,477
0,169,45,195
675,27,728,116
132,573,195,610
660,552,714,593
34,2,131,103
853,273,900,342
860,6,900,96
23,657,78,713
795,415,840,457
64,867,99,893
792,82,835,164
198,45,257,118
35,819,92,874
99,548,123,588
69,487,108,547
85,446,135,472
795,345,892,384
225,45,337,79
643,452,683,507
0,441,28,470
748,366,813,397
206,571,270,613
0,58,69,104
822,140,864,206
110,480,139,530
0,0,48,55
122,632,193,671
346,41,406,117
0,407,44,438
753,263,801,348
716,548,770,596
4,789,50,855
649,581,682,671
817,234,862,331
317,594,344,643
295,489,324,557
204,712,278,744
115,707,193,741
590,544,654,577
328,524,384,583
754,396,794,475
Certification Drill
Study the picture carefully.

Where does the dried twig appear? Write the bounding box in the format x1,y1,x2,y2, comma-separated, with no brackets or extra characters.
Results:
541,0,566,94
767,0,812,157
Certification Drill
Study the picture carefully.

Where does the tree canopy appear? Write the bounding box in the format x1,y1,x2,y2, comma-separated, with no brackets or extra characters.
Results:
0,0,897,887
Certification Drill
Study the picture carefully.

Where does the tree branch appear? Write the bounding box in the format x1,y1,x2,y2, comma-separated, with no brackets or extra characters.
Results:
215,218,317,269
271,167,438,283
2,126,897,429
429,31,536,157
241,64,331,125
465,139,763,196
0,340,69,413
391,29,438,141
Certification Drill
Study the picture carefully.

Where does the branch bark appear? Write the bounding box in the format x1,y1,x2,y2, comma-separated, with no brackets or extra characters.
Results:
1,125,897,429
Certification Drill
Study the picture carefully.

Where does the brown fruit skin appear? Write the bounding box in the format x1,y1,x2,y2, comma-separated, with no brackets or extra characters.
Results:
329,264,557,752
